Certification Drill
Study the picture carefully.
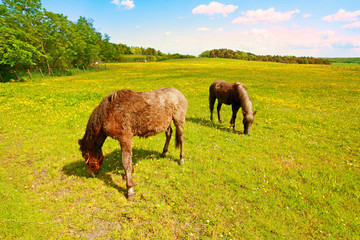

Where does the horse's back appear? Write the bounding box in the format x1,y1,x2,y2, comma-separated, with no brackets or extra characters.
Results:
113,87,186,108
210,80,237,105
155,87,188,107
155,87,188,126
106,88,187,138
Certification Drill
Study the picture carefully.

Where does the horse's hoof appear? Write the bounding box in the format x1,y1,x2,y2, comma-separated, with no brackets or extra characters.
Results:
127,193,135,201
160,152,166,158
127,188,135,201
178,159,184,165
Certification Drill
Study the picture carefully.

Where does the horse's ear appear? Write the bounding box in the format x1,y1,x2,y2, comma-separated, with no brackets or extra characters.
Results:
253,111,257,116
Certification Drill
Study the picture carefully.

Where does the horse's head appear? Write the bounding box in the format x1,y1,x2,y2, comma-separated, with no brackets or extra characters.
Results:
242,110,257,134
78,139,104,177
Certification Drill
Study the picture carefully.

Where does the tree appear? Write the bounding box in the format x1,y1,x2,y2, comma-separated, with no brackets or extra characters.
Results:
200,50,210,58
0,0,44,70
115,43,132,55
72,17,101,66
144,47,156,56
40,10,76,73
224,49,234,59
131,47,142,55
99,34,116,62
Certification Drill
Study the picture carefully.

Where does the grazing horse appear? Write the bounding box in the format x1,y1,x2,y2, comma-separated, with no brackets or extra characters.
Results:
78,88,188,200
209,80,256,134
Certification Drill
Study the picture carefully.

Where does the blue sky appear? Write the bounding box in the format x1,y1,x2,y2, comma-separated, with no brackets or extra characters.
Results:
41,0,360,57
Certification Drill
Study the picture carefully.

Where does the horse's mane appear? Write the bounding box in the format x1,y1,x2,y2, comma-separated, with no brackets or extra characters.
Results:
234,83,253,114
81,91,122,148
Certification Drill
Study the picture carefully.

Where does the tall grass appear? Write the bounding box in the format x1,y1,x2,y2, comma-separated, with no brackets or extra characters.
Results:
0,59,359,239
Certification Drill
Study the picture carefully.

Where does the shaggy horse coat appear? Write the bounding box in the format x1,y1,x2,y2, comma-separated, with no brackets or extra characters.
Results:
78,88,188,200
209,80,256,134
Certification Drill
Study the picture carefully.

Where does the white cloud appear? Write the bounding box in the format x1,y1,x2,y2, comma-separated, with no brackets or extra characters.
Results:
322,9,360,22
342,21,360,29
214,27,224,32
110,0,135,9
187,26,360,56
165,32,172,36
115,25,360,57
303,14,311,18
232,7,300,24
323,9,360,30
239,27,360,53
192,1,238,17
197,27,211,32
244,28,270,40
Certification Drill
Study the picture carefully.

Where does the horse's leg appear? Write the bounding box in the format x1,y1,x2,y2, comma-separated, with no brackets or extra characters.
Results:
217,102,223,124
230,104,240,131
119,134,135,200
209,95,216,121
161,124,172,157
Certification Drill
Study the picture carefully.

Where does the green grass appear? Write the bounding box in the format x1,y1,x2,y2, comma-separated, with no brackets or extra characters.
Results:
327,57,360,65
1,58,359,239
117,55,158,63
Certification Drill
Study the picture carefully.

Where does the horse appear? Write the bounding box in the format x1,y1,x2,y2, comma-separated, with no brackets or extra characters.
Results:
78,87,188,200
209,80,256,134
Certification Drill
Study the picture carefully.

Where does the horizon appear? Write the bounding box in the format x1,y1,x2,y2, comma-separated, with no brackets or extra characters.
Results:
40,0,360,58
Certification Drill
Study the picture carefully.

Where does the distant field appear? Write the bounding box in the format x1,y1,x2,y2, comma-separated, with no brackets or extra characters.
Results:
327,57,360,65
117,55,158,62
1,59,359,239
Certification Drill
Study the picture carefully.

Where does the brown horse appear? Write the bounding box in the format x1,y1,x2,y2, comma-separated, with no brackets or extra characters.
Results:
209,80,256,134
78,87,188,200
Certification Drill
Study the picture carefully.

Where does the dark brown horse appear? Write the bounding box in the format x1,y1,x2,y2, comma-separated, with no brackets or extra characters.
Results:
209,80,256,134
78,87,188,200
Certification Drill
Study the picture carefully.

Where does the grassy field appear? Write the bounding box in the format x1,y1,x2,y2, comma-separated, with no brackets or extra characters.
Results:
328,58,360,65
1,58,359,239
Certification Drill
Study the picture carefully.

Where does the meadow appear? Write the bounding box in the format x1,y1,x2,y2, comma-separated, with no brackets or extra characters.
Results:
0,58,359,239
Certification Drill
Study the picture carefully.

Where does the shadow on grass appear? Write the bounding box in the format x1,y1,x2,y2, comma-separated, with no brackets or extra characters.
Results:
63,147,172,197
186,116,243,134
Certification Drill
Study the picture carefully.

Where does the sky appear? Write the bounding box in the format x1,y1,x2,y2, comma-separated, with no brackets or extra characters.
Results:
41,0,360,57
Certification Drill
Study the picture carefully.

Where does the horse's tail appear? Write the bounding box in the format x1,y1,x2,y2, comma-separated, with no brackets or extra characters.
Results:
209,83,217,119
172,90,187,149
175,127,181,149
174,120,185,149
208,85,213,106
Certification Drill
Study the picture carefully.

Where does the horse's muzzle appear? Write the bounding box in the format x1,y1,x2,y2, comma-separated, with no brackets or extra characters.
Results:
244,122,252,134
87,167,98,178
85,155,104,177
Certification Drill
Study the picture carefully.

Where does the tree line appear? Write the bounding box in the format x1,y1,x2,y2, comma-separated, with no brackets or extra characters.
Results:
0,0,194,81
200,49,331,65
112,45,195,62
1,0,114,74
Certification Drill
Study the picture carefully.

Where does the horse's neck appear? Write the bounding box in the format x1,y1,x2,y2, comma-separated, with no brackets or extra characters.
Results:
84,127,106,151
243,101,253,115
239,88,253,114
